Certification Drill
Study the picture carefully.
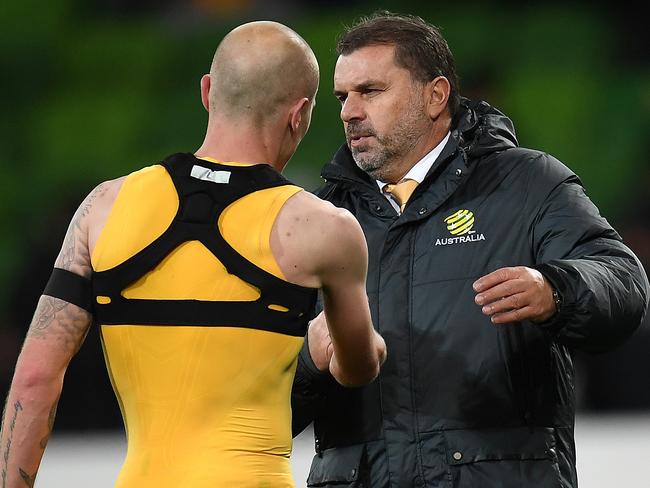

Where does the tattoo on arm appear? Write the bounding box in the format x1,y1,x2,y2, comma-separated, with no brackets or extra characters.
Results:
1,401,24,488
39,398,59,450
27,297,91,354
55,182,108,278
38,183,104,351
31,299,67,334
34,188,99,351
18,469,35,488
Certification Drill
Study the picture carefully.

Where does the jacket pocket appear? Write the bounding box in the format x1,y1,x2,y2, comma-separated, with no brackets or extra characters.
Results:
443,427,562,488
307,444,364,487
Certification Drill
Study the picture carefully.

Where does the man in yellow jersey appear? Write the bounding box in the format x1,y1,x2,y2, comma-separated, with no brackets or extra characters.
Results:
0,21,386,488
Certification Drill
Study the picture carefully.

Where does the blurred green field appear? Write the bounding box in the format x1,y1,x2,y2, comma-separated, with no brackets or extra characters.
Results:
1,1,648,331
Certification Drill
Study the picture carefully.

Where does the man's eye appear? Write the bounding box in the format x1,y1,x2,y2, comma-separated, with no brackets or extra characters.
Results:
336,95,347,104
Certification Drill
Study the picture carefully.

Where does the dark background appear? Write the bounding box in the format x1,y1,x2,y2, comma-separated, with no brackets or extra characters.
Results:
1,0,648,431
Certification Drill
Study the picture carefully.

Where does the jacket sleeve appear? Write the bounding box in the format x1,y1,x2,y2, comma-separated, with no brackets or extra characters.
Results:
291,334,333,436
527,154,649,353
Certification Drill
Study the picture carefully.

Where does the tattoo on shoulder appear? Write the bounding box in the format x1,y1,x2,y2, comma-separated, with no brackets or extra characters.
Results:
27,296,91,354
81,182,109,218
55,182,109,278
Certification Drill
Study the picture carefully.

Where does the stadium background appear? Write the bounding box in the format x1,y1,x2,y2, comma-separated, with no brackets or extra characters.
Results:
1,0,648,485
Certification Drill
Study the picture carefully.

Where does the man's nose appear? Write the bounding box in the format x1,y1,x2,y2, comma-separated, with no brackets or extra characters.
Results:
340,94,365,123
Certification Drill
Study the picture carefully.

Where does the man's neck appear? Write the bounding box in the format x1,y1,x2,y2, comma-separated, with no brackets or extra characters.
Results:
195,118,287,172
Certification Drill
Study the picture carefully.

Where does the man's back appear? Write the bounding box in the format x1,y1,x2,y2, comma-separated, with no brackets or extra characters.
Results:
92,157,316,487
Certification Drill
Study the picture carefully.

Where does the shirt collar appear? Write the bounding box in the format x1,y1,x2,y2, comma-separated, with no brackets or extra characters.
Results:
376,131,451,191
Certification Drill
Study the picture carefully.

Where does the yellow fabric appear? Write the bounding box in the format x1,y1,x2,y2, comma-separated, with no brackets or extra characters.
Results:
383,178,419,212
92,161,304,488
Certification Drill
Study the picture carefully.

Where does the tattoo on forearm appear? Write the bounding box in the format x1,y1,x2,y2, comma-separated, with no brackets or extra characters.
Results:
1,401,23,488
27,297,91,354
39,399,58,450
18,469,35,488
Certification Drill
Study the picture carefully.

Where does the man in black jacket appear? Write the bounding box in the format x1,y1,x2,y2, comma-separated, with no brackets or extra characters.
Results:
291,12,649,488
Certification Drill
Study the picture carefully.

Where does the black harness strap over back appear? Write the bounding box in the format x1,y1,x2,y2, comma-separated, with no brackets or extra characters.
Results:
92,153,317,337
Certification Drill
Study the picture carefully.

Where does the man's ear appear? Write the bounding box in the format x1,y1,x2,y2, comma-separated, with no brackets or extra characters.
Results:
289,97,310,135
200,74,211,112
424,76,451,120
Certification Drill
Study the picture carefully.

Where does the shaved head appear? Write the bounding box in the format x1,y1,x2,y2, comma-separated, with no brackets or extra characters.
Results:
209,21,319,124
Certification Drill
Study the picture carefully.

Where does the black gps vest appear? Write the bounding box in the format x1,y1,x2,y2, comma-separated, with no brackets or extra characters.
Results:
89,153,318,337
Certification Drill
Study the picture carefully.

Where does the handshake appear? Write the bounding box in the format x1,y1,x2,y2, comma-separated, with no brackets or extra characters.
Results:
307,310,387,386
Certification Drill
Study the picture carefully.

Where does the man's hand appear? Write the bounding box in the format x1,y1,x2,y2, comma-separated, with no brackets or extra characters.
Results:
473,266,557,324
307,311,333,372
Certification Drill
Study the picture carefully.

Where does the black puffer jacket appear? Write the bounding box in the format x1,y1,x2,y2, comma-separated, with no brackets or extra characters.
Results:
291,99,649,488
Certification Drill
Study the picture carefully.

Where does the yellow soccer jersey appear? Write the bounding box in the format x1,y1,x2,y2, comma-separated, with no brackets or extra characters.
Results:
92,157,306,487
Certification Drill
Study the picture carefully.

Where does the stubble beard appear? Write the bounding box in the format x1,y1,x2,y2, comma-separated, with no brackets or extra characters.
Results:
352,142,396,181
349,101,427,183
